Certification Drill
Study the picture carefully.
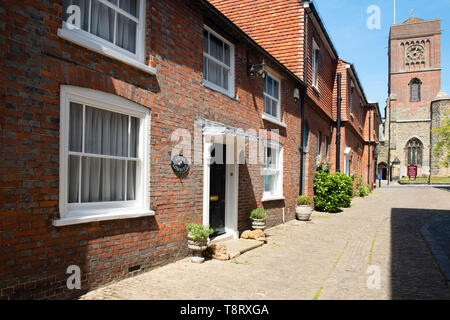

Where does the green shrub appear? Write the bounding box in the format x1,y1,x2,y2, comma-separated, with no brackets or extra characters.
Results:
356,184,371,197
186,223,214,240
313,166,353,212
357,176,363,187
296,195,312,206
250,208,268,220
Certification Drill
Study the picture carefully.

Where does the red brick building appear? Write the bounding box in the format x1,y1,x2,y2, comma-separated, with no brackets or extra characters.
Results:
0,0,312,299
209,0,381,192
0,0,379,299
383,18,442,179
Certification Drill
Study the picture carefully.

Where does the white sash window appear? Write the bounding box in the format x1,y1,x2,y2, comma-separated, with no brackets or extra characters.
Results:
203,26,235,97
59,0,154,74
264,74,281,121
262,142,284,201
56,86,151,226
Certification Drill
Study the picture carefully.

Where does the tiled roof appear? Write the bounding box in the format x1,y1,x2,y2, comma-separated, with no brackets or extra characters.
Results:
208,0,304,77
402,17,424,24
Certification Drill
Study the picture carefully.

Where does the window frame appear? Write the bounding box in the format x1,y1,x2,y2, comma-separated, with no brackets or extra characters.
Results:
56,86,152,226
261,141,284,201
202,25,235,98
263,72,282,122
311,39,320,89
317,131,322,163
409,78,422,102
58,0,155,74
349,81,355,116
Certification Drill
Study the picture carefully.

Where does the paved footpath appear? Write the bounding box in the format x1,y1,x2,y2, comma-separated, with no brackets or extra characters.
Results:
81,186,450,300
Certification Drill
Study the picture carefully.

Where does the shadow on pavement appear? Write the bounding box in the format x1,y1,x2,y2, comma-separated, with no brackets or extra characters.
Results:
391,208,450,300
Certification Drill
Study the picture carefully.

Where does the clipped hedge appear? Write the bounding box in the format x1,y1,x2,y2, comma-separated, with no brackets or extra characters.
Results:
313,164,353,212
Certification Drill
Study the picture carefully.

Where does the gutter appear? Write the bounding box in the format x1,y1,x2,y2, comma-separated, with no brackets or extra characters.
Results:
336,72,342,172
368,108,372,185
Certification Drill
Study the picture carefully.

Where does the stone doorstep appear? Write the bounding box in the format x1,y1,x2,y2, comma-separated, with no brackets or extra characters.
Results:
217,239,264,260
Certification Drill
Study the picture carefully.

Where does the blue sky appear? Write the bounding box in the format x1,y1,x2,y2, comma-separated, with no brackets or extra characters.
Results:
313,0,450,117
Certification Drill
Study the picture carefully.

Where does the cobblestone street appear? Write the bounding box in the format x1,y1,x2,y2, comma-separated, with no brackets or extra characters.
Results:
80,185,450,300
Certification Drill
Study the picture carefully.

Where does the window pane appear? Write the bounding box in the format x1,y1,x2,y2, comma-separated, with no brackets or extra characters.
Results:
81,157,126,202
266,77,273,96
116,15,137,53
264,175,276,194
209,34,224,62
207,59,222,87
68,155,80,203
273,79,279,99
119,0,138,17
203,56,208,80
127,161,137,200
62,0,90,31
264,96,271,115
223,68,229,90
224,43,230,66
203,30,209,54
69,102,83,152
130,117,139,157
91,0,115,43
271,98,278,118
84,106,129,157
265,147,277,169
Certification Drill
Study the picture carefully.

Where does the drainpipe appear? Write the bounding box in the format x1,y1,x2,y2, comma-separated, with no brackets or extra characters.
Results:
387,99,391,185
336,72,342,172
428,102,433,185
299,87,306,195
368,108,372,185
300,2,309,195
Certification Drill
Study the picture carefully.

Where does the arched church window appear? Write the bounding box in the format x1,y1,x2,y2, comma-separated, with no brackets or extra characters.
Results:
409,78,422,102
406,138,422,165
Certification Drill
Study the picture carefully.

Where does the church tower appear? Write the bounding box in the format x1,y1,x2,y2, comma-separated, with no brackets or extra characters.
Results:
386,17,442,179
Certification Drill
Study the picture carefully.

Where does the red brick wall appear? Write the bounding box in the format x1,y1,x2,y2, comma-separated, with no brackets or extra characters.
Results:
0,0,307,299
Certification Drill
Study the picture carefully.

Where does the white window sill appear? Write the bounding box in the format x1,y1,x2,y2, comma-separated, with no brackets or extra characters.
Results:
58,28,157,75
262,114,287,128
53,209,155,227
262,195,285,202
202,80,235,99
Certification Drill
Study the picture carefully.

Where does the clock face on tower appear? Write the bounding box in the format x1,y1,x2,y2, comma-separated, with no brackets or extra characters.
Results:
406,44,425,62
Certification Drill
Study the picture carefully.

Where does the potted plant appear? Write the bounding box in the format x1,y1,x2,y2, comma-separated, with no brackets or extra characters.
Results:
296,195,313,221
249,208,268,230
186,223,214,263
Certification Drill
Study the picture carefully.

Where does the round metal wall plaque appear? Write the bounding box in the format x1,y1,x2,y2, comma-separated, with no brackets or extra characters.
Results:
171,155,189,175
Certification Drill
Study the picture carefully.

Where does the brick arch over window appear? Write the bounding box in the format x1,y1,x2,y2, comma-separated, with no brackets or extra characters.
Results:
409,78,422,102
405,138,423,166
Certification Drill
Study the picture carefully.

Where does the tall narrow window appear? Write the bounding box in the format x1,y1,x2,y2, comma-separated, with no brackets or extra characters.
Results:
312,40,320,88
324,136,328,160
317,131,322,159
264,74,281,120
349,82,354,115
406,138,422,165
409,78,422,102
262,142,283,201
203,26,234,96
